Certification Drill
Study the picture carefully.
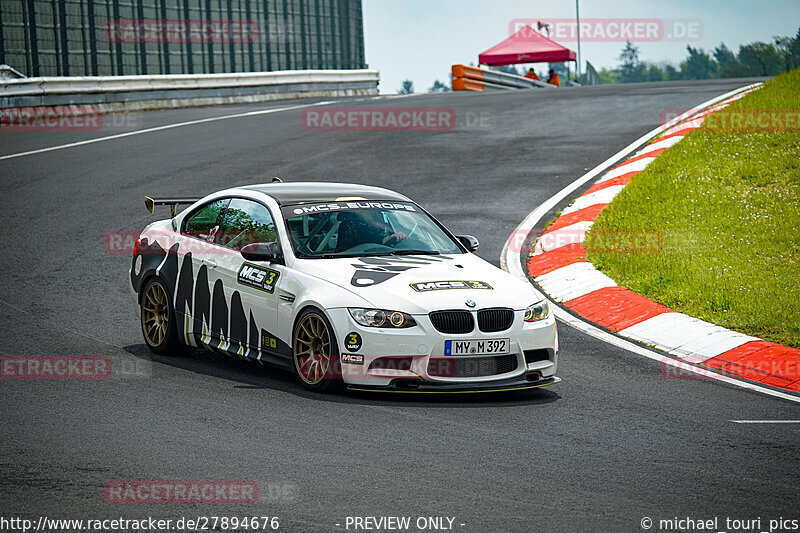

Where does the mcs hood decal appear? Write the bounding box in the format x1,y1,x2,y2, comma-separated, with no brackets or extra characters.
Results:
410,280,493,292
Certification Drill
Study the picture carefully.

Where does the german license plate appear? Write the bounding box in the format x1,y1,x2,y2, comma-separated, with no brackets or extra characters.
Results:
445,338,510,356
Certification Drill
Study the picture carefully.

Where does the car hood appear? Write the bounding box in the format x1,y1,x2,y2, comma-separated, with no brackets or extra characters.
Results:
294,253,543,314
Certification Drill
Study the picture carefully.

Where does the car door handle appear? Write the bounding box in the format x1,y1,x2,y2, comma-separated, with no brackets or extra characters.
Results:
202,259,217,268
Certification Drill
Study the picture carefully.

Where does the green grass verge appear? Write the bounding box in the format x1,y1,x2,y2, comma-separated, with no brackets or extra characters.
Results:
587,68,800,348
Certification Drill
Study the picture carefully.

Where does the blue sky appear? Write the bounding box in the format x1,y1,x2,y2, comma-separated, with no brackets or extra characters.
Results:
363,0,800,93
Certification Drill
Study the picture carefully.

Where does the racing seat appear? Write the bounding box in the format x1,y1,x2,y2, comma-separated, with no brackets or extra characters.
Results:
335,212,363,252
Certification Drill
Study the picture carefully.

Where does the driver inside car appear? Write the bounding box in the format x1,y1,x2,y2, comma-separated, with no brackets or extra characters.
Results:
336,210,408,251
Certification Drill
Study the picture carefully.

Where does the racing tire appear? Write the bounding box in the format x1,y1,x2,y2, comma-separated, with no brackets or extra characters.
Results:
140,277,186,356
292,308,343,393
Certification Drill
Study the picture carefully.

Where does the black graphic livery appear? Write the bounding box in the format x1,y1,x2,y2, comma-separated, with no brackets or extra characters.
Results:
132,240,291,366
350,255,452,287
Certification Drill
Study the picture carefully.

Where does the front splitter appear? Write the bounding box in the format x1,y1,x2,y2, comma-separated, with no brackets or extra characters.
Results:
346,375,561,394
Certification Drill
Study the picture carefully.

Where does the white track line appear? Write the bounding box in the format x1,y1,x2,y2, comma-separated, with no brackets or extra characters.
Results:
500,82,800,405
0,100,338,161
730,420,800,424
636,135,685,153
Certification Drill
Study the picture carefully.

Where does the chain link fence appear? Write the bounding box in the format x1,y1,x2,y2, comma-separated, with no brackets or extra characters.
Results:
0,0,365,77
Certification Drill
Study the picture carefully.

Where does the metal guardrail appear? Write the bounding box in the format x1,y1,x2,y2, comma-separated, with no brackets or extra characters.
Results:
0,68,379,111
451,64,553,91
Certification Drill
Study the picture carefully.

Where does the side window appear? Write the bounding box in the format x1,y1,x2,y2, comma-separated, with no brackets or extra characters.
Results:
217,199,278,251
183,199,230,241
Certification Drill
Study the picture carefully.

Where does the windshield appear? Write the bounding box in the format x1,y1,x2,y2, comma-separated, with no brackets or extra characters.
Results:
281,201,463,258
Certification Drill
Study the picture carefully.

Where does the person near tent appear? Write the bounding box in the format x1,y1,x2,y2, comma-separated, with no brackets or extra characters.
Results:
547,69,560,87
524,68,540,81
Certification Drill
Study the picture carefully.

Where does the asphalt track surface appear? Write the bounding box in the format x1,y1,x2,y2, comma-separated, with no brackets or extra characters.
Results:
1,78,798,532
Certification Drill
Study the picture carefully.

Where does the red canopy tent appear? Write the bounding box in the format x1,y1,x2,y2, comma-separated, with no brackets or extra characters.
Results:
478,26,577,66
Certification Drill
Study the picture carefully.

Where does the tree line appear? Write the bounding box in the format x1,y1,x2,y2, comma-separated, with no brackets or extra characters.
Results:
605,26,799,84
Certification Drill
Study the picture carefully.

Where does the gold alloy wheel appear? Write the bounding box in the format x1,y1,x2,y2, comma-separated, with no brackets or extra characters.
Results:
293,313,333,385
141,281,169,347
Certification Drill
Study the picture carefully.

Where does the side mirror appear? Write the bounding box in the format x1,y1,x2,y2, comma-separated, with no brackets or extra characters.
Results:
456,235,480,253
241,242,282,263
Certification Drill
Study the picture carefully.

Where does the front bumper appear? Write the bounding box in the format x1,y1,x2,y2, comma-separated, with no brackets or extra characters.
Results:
327,308,558,387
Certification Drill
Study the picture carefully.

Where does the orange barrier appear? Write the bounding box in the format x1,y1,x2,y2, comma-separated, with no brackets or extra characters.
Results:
451,78,487,91
451,64,487,81
451,64,551,91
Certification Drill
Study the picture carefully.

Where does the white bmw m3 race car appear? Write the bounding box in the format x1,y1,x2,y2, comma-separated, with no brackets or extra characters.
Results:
130,181,559,393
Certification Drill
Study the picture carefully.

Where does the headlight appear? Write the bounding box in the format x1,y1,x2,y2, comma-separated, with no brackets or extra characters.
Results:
349,308,417,328
524,300,550,322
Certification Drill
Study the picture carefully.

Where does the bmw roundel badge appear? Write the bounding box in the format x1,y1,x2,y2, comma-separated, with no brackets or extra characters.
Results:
465,300,476,308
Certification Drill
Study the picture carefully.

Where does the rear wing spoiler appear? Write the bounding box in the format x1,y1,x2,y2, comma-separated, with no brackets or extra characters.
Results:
144,196,200,217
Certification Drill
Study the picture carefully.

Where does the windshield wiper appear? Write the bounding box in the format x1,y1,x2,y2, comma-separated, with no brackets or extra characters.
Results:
391,250,441,256
312,250,441,259
318,252,394,259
